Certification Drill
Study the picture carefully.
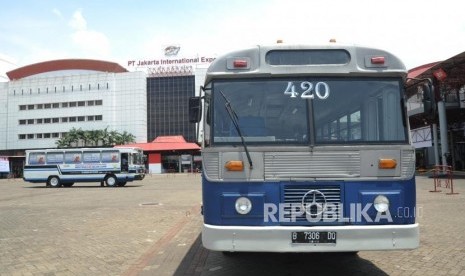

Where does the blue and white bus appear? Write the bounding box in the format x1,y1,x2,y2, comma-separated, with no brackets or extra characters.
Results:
23,147,145,187
189,44,420,252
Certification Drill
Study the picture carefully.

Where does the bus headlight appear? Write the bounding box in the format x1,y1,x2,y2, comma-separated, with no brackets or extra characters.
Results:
235,197,252,215
374,195,390,213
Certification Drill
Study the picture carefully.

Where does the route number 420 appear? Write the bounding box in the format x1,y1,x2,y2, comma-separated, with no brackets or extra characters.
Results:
284,81,330,100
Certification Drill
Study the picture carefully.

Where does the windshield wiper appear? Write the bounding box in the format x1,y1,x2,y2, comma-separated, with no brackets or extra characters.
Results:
218,90,253,169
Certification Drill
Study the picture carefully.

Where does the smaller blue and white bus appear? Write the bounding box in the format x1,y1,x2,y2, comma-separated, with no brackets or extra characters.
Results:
23,147,145,187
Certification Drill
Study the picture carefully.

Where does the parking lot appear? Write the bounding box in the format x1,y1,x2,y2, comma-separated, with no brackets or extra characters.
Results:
0,174,464,276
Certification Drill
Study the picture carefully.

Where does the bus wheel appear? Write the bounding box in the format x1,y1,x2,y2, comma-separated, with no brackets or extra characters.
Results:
222,251,239,257
118,182,127,187
105,175,118,187
47,176,61,188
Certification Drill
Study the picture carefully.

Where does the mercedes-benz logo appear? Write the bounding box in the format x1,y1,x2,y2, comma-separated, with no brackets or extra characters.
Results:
301,190,327,216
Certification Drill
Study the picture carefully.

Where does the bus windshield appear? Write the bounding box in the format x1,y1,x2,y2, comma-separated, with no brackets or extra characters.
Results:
212,77,407,145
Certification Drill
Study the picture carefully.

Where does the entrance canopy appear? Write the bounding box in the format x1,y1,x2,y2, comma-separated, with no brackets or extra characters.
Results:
118,136,200,152
407,51,465,94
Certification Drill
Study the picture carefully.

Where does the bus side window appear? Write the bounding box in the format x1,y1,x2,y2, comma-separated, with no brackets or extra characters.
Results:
65,152,82,164
83,152,101,163
46,152,64,164
102,151,119,163
29,152,46,165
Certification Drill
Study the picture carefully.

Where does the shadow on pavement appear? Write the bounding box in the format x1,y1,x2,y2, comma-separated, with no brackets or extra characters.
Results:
174,234,388,276
25,185,143,189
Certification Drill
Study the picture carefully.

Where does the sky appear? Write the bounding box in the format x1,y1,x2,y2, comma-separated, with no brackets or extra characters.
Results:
1,0,465,81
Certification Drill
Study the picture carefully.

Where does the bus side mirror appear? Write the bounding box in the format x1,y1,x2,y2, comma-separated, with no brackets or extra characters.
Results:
422,83,435,115
189,97,202,123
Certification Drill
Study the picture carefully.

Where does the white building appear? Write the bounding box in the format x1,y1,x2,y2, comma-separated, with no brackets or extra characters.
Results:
0,59,147,151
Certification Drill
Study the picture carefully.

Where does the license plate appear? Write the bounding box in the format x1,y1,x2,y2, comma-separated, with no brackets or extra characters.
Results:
291,231,337,244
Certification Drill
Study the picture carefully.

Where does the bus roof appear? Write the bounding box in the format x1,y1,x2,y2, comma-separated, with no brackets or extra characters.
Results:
205,44,407,83
25,147,143,153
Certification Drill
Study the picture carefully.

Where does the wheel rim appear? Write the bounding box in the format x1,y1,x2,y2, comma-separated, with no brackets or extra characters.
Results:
106,176,116,186
50,177,59,187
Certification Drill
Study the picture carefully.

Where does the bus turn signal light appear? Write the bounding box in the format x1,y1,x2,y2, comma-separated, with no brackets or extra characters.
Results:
379,158,397,169
225,160,244,171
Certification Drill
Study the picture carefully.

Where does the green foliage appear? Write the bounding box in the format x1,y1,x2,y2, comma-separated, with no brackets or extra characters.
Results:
55,127,136,148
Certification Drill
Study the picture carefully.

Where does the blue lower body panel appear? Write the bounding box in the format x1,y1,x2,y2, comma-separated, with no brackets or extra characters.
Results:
202,177,416,226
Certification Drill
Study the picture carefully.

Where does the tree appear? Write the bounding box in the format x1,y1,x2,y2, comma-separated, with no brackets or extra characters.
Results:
55,127,136,148
121,131,136,144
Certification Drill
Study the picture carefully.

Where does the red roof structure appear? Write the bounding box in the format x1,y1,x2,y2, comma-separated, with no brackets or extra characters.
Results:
117,136,200,152
407,62,440,80
6,59,128,80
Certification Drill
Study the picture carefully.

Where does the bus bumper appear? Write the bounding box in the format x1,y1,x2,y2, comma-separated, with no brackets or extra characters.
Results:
134,174,145,180
202,223,419,252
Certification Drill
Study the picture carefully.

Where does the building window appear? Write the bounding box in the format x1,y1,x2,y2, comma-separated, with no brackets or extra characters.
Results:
52,133,60,138
62,102,68,108
19,134,26,140
52,118,59,123
36,133,43,139
44,104,51,109
44,133,51,138
52,103,59,108
27,134,34,139
19,120,26,125
95,100,102,105
87,116,94,121
78,101,85,107
27,119,34,125
44,118,51,124
87,100,94,106
61,117,68,123
69,117,77,122
37,104,43,109
95,115,103,121
28,105,34,110
77,116,85,122
70,102,77,107
37,119,43,124
19,105,26,111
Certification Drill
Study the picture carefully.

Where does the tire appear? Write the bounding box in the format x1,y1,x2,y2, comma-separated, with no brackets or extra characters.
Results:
118,182,127,187
105,175,118,187
343,251,359,255
222,251,239,257
47,176,61,188
63,183,74,187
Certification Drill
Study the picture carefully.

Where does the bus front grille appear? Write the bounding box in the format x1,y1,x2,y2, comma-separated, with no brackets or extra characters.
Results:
283,185,342,223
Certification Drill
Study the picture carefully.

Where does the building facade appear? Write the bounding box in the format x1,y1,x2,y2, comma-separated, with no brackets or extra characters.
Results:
0,61,147,152
147,75,196,142
407,52,465,171
0,57,208,177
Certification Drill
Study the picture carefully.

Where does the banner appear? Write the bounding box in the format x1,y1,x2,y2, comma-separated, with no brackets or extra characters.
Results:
411,126,432,149
0,157,10,173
